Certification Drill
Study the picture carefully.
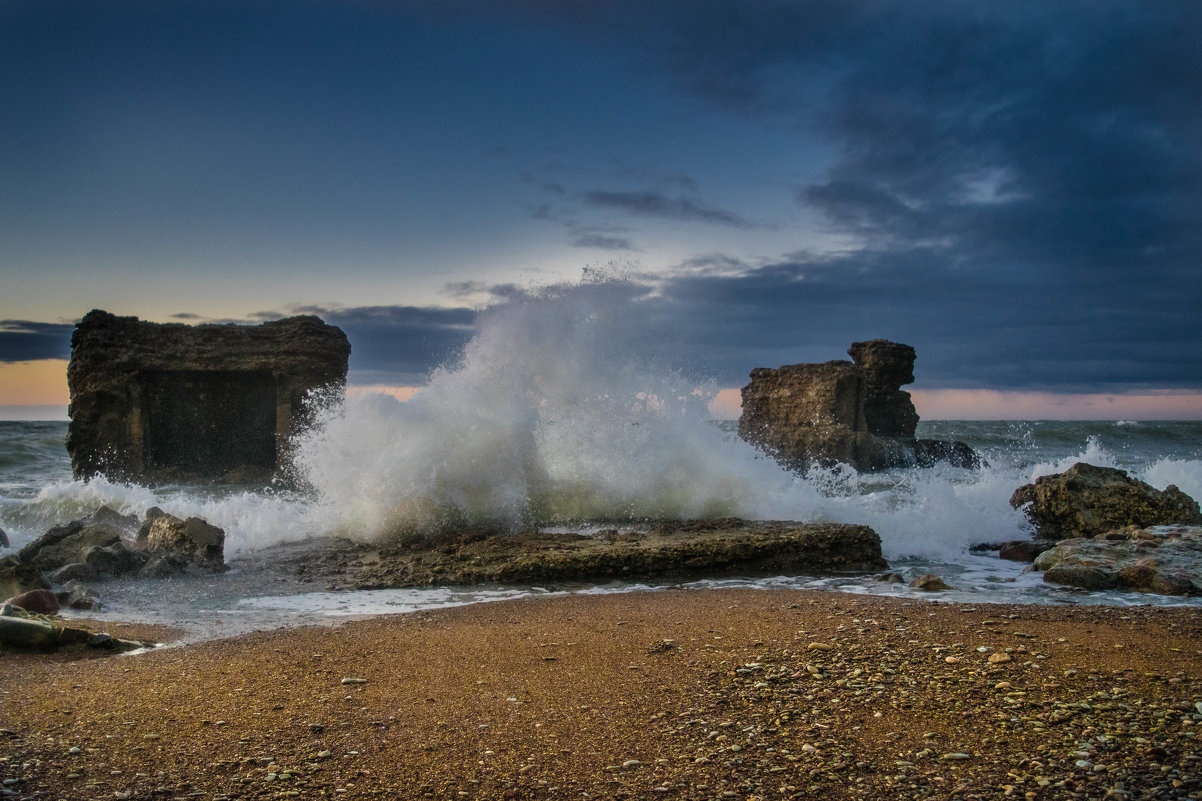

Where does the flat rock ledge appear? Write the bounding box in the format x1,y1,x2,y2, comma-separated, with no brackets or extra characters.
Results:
294,520,887,589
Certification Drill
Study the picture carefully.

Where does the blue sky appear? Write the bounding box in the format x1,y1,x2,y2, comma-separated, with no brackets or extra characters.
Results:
2,0,1200,418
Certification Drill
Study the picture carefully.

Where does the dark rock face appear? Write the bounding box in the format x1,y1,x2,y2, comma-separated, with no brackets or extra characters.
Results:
67,309,349,482
739,340,977,472
0,526,8,548
1010,462,1202,540
849,340,919,438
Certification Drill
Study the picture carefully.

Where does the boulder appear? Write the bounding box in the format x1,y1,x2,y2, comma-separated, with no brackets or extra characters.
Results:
16,520,123,572
0,526,8,548
56,581,101,611
0,556,48,599
909,574,954,591
135,508,226,574
1010,462,1202,540
82,540,148,576
3,588,59,615
997,540,1046,563
1032,525,1202,596
49,562,100,584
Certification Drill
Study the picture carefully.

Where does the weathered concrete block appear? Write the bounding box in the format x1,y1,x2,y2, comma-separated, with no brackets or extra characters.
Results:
67,310,349,482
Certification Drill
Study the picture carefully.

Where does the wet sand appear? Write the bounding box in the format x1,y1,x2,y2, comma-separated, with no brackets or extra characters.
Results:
2,589,1200,800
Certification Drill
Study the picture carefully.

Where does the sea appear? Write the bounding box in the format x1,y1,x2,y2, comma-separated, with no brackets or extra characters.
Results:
2,286,1201,639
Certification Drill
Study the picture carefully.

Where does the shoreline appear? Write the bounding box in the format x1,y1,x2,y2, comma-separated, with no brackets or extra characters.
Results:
3,588,1200,800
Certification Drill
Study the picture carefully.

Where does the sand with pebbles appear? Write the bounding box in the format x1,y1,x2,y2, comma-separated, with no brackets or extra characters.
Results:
2,589,1201,800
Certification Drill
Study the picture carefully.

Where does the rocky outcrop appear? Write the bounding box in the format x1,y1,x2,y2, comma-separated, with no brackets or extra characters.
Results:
1010,462,1202,540
0,525,8,549
67,309,350,482
739,340,978,472
1,505,227,614
135,508,227,574
291,520,888,589
1032,525,1202,596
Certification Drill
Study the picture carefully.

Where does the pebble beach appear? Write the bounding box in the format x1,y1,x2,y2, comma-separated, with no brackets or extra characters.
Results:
2,589,1201,800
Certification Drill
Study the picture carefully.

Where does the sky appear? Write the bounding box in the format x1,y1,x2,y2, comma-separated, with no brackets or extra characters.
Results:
1,0,1200,420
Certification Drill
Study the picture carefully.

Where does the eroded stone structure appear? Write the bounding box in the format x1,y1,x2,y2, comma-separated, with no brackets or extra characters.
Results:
67,310,349,482
739,339,977,472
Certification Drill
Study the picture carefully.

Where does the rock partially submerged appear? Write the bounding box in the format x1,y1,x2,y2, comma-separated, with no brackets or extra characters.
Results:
739,340,978,472
1033,525,1202,596
295,520,888,589
1011,462,1202,540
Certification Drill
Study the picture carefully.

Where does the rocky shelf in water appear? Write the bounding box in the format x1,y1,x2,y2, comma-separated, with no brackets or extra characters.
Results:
289,519,887,590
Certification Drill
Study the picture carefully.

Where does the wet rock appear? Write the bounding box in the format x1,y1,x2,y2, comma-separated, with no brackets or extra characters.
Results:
0,526,7,548
909,574,954,591
0,555,48,598
16,520,123,572
321,520,887,589
56,580,101,611
49,562,101,584
136,509,226,573
1010,462,1202,540
83,540,148,576
997,540,1047,563
1032,525,1202,595
0,615,92,650
739,340,977,472
3,588,59,615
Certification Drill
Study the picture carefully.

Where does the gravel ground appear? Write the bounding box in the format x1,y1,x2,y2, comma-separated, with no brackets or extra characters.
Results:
1,589,1200,800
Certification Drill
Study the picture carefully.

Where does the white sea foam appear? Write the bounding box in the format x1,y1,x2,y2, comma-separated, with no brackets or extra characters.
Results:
291,280,818,540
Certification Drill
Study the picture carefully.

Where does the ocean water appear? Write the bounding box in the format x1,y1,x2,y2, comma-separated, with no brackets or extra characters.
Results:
2,284,1201,637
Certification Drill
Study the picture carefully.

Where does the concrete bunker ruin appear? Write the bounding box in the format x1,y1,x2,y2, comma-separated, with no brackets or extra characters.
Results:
67,310,350,482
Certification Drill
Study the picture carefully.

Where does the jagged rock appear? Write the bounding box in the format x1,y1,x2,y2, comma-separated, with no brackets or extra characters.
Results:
909,574,954,591
67,309,349,482
0,555,49,599
0,526,8,549
3,588,59,615
739,340,978,472
1032,525,1202,595
16,520,123,572
1010,462,1202,540
135,508,226,574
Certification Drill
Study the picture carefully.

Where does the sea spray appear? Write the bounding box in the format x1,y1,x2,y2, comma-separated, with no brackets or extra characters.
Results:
291,280,819,539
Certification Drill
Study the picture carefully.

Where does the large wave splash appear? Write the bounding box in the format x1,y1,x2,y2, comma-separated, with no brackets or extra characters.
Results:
290,280,819,540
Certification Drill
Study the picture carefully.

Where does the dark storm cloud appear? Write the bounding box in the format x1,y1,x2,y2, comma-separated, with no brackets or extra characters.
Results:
571,232,638,251
582,190,751,227
488,0,1202,391
0,321,73,362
